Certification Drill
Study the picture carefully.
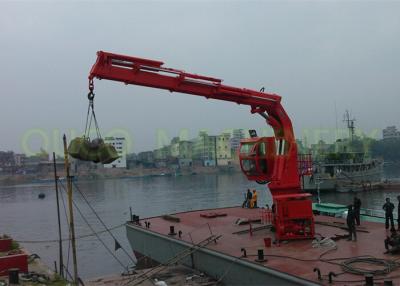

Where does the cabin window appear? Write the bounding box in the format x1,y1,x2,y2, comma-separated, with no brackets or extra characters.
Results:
258,142,268,173
276,140,289,155
241,159,257,174
258,142,267,155
240,143,255,155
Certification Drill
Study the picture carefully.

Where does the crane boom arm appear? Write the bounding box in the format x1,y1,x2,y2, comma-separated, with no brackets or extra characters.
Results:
89,51,300,192
89,51,295,143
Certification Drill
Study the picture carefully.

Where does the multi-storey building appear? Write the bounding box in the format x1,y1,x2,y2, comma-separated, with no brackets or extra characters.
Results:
154,145,170,168
229,129,245,163
216,133,232,165
137,151,154,168
192,131,216,166
177,140,192,167
169,137,180,158
0,151,15,173
103,137,127,168
14,153,26,167
230,129,245,152
383,126,400,140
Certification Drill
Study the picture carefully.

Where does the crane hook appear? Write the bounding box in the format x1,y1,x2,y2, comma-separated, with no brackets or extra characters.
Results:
88,91,95,101
88,79,95,101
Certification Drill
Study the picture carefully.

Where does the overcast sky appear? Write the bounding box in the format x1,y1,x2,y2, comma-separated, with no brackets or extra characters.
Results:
1,1,399,155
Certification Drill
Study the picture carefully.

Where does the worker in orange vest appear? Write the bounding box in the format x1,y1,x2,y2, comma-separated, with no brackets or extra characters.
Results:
250,190,258,208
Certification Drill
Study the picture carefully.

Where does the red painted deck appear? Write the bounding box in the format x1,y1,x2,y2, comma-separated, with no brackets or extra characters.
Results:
132,206,400,285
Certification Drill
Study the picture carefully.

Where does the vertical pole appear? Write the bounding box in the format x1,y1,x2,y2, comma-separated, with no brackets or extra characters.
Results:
214,136,218,167
63,135,78,285
317,178,321,204
206,223,213,236
53,152,64,278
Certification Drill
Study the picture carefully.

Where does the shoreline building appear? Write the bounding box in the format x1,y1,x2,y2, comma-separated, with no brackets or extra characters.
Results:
170,137,193,167
216,133,232,166
192,131,216,167
103,137,127,168
154,145,170,168
137,151,154,168
383,126,400,140
230,129,245,164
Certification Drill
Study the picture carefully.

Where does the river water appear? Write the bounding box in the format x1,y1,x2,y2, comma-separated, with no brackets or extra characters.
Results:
0,173,399,279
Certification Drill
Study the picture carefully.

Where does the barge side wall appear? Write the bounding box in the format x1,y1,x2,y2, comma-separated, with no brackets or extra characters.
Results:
126,223,319,286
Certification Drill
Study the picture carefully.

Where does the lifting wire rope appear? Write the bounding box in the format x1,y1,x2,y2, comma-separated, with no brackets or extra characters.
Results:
84,79,102,140
58,180,131,272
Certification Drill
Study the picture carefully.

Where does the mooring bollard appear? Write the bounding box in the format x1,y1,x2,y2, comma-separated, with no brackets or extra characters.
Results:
365,274,374,286
255,249,266,262
384,279,393,286
169,225,176,235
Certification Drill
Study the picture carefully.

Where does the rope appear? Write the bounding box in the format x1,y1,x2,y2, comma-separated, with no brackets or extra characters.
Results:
84,99,102,140
58,180,128,272
216,255,242,283
124,235,221,286
59,177,71,280
91,106,102,139
72,181,136,265
341,257,400,276
15,224,125,243
83,101,92,139
238,248,400,284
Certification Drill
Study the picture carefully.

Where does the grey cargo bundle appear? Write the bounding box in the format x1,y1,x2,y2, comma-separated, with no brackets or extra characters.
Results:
68,137,119,164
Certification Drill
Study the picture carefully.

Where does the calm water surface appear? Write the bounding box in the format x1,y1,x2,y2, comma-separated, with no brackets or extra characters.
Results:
0,173,399,279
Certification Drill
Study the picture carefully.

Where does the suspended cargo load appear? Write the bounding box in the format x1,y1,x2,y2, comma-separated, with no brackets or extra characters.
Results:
98,143,120,164
69,85,119,164
68,137,84,159
68,137,119,164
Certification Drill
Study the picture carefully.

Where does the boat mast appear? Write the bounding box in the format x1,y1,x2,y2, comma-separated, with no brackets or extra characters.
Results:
343,110,356,141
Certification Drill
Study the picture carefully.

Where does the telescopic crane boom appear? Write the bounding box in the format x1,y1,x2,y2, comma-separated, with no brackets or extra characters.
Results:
88,51,314,241
89,51,300,194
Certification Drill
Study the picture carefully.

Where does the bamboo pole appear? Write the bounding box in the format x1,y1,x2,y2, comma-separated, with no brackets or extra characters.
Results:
53,152,64,278
63,135,79,284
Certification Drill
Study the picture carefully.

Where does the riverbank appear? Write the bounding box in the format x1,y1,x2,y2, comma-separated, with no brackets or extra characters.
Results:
0,235,67,285
0,165,241,186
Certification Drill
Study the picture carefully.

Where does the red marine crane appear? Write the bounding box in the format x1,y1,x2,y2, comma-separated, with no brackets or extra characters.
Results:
88,51,314,241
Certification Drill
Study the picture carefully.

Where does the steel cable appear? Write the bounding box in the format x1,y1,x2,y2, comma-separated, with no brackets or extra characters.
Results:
72,181,136,265
58,181,128,272
340,257,400,276
15,224,125,244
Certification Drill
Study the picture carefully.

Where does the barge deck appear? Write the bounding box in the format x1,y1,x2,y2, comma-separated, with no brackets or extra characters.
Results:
126,206,400,285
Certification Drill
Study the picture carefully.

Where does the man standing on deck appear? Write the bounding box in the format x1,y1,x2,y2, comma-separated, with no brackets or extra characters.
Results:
397,196,400,230
251,189,258,208
383,198,395,231
347,205,357,241
353,195,361,226
242,189,252,208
